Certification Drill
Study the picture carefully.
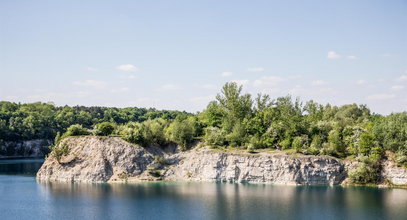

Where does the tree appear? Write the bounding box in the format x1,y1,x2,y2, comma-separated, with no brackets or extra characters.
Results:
95,122,116,136
165,116,200,150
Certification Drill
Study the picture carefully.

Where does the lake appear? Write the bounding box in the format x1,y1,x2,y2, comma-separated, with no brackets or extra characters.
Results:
0,159,406,220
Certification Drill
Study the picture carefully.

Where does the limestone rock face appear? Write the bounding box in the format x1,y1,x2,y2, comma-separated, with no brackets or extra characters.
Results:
0,139,51,158
37,137,407,185
36,136,153,182
164,148,346,185
381,159,407,185
37,137,348,185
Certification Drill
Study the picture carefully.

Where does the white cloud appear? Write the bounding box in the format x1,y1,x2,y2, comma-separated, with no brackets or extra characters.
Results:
356,79,366,85
396,75,407,82
311,80,328,86
73,80,107,88
327,51,341,59
253,76,285,87
247,67,265,72
347,56,357,60
366,93,395,100
220,72,233,77
381,53,391,57
391,85,405,91
86,67,98,72
116,64,139,72
157,84,182,91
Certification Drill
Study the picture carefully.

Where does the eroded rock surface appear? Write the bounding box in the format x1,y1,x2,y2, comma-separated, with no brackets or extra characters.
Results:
37,137,348,184
36,136,153,182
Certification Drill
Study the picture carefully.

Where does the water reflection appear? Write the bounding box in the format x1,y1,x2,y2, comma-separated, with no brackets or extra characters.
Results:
0,159,43,175
1,159,407,220
37,181,407,220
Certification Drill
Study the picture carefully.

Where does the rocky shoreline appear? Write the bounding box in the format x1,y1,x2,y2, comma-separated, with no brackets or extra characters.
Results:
36,136,407,186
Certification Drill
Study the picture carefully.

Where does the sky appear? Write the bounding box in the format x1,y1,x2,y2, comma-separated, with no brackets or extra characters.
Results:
0,0,406,114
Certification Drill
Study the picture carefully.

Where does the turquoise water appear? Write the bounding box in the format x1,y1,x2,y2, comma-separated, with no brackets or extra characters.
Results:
0,159,406,220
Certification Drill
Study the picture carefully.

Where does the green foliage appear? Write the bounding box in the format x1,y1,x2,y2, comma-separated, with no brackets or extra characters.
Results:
359,132,375,156
372,112,407,153
203,127,226,146
1,84,406,170
63,124,90,137
279,138,291,150
120,122,145,145
141,118,169,146
165,116,201,151
50,141,70,164
94,122,116,136
0,101,189,142
247,144,256,153
225,122,248,147
292,135,309,153
349,155,381,184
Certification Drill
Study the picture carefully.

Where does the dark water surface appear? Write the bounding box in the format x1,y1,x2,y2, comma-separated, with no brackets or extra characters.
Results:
0,159,406,220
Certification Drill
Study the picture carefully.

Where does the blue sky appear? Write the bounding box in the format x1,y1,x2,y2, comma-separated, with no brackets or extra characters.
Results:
1,0,406,114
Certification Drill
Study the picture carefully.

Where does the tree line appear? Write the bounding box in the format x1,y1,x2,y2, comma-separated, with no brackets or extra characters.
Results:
1,82,406,183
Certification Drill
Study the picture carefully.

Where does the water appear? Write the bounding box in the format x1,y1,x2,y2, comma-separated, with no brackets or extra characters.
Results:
0,159,406,220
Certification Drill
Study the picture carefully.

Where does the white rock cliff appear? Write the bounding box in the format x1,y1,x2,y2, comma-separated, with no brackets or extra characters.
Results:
36,136,407,185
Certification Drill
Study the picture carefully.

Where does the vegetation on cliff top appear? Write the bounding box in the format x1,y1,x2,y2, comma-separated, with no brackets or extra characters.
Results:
1,82,406,183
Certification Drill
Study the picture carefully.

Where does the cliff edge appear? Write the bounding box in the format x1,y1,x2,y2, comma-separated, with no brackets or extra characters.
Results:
36,136,407,185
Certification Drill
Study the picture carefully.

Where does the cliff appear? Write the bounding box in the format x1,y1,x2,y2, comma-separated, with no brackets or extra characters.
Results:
0,139,51,158
36,136,407,185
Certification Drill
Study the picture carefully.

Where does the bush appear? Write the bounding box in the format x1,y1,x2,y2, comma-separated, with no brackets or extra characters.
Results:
63,124,90,137
225,122,248,147
166,116,200,151
50,141,70,163
249,135,262,150
292,135,309,153
247,144,256,153
94,122,116,136
279,138,291,150
349,155,381,184
141,118,169,146
204,127,226,146
119,122,145,145
395,150,407,167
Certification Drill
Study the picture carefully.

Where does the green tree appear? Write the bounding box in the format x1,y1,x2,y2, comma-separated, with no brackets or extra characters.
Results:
95,122,116,136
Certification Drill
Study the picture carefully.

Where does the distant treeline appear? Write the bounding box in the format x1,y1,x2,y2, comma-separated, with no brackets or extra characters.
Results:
1,82,406,184
0,102,190,141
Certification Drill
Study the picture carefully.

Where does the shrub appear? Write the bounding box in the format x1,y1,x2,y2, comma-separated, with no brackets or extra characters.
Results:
204,127,226,146
225,122,248,147
63,124,90,137
292,135,309,153
395,150,407,167
349,155,381,184
279,138,291,150
165,116,200,151
94,122,116,136
50,141,70,163
120,122,145,145
249,135,262,150
247,144,256,153
141,118,169,146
